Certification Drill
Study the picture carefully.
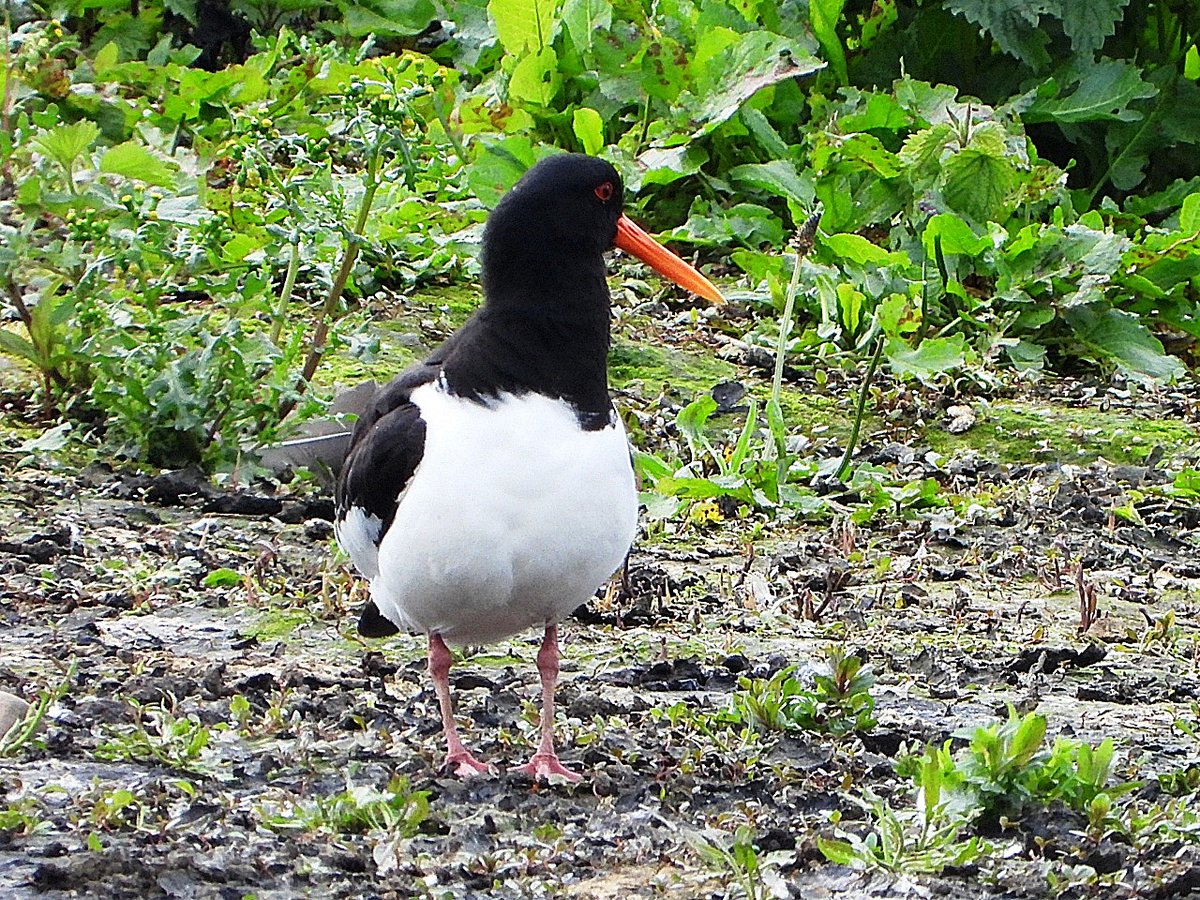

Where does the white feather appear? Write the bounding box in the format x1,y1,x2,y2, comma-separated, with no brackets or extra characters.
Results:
370,382,638,644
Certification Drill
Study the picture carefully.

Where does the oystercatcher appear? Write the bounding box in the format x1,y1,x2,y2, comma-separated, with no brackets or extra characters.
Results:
335,153,722,781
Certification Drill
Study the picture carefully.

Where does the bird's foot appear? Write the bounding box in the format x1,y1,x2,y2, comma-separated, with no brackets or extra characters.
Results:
512,753,582,783
443,749,491,778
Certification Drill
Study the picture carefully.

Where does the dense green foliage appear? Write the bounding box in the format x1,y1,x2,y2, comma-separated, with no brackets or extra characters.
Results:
1,0,1198,468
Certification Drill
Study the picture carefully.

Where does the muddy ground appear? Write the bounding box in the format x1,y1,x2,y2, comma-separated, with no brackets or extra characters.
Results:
2,368,1200,899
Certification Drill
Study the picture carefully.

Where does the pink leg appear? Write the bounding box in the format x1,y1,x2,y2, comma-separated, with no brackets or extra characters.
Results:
513,625,581,783
428,633,490,777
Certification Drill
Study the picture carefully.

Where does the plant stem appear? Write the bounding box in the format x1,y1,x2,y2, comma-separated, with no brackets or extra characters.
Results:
771,212,821,410
269,238,301,347
835,334,884,482
277,141,384,421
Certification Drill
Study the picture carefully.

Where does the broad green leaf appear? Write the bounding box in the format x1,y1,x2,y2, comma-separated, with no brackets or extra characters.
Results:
93,41,120,73
1009,713,1047,767
507,47,560,106
1065,305,1185,381
572,107,604,155
343,0,437,36
1060,0,1130,56
632,145,708,190
1025,59,1158,124
898,124,955,174
222,234,264,263
823,232,905,266
33,122,100,172
943,149,1017,222
1180,192,1200,233
489,0,559,53
688,33,824,136
945,0,1050,68
728,160,814,205
466,136,543,207
100,142,177,188
561,0,611,55
886,335,968,380
923,214,989,258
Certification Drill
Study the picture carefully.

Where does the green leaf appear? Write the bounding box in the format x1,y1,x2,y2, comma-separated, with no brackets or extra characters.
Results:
677,395,718,457
740,107,789,158
100,142,177,188
810,0,848,85
1180,192,1200,233
466,137,541,207
817,836,860,866
945,0,1051,68
93,41,120,73
822,232,905,266
923,214,989,258
489,0,559,53
1059,0,1131,56
0,329,38,365
1065,305,1185,381
561,0,611,55
572,107,604,155
33,122,100,173
898,123,955,173
343,0,437,37
943,149,1017,222
885,335,968,380
688,33,824,136
507,47,560,106
203,568,242,588
728,160,814,206
1025,59,1158,125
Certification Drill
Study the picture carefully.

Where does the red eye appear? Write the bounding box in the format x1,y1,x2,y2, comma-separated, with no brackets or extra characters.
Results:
594,182,614,202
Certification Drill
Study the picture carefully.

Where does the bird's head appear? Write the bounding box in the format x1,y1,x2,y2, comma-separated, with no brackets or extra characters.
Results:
482,153,723,306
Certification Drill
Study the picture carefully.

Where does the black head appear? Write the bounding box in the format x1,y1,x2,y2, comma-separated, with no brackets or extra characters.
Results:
482,154,625,268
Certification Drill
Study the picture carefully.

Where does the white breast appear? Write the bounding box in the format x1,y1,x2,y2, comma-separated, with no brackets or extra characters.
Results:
370,383,639,644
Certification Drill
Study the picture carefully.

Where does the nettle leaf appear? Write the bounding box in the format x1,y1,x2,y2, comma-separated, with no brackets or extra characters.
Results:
945,0,1051,68
1026,59,1158,124
100,142,178,188
942,149,1017,222
489,0,559,53
898,124,956,174
1058,0,1131,56
1065,305,1185,381
33,121,100,172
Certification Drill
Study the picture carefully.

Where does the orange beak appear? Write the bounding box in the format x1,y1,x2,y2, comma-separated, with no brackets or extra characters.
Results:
614,215,724,305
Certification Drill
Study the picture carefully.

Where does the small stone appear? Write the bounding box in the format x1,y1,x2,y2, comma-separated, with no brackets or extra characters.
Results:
0,691,31,741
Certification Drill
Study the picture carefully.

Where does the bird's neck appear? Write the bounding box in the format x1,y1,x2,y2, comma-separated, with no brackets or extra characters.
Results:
442,258,615,421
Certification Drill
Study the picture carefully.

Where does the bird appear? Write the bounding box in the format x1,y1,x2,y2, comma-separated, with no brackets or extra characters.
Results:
334,153,723,781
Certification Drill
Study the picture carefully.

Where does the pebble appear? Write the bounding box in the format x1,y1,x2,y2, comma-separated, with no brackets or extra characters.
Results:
0,691,30,741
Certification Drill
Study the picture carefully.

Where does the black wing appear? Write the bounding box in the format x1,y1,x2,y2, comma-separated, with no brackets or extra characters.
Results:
334,363,439,637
